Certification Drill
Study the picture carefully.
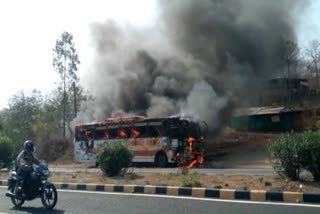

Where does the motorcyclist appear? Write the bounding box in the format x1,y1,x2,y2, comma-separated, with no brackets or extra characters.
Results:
16,140,40,190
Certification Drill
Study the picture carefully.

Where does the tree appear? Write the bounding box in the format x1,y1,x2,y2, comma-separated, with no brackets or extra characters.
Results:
305,40,320,93
283,40,300,103
53,31,80,138
0,133,14,168
0,90,43,154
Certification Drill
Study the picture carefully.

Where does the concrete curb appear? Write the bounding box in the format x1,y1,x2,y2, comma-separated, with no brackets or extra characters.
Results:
1,180,320,204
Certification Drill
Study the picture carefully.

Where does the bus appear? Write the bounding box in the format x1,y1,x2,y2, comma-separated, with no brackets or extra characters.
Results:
74,116,207,168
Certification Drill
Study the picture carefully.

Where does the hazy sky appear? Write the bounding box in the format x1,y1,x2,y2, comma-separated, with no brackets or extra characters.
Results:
0,0,319,109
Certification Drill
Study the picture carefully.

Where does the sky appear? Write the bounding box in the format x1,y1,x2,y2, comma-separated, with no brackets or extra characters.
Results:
0,0,319,109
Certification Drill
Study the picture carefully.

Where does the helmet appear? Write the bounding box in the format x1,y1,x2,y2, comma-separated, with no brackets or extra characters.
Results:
24,140,34,153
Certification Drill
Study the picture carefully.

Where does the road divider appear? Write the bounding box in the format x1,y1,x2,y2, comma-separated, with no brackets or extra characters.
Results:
1,180,319,204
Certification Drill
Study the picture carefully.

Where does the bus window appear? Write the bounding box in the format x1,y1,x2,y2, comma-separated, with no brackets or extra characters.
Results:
107,128,118,139
119,127,131,138
95,129,106,140
85,130,93,141
148,126,161,137
75,128,86,141
132,128,140,138
167,127,179,138
131,126,147,138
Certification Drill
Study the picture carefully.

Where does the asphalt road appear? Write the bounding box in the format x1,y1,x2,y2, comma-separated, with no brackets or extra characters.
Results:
0,187,319,214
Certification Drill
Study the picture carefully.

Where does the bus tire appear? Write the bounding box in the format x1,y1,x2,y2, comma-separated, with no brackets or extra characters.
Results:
155,152,168,168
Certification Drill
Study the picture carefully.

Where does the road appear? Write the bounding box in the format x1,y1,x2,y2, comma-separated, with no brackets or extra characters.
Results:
0,187,319,214
48,166,276,176
2,167,276,176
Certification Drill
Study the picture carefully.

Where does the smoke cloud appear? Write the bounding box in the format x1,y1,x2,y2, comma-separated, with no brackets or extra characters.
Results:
77,0,309,134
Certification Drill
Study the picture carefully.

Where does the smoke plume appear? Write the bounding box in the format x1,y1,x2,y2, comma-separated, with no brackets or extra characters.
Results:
77,0,309,134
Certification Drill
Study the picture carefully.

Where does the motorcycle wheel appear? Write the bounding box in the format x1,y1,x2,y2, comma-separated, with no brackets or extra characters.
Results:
41,184,58,210
11,184,25,208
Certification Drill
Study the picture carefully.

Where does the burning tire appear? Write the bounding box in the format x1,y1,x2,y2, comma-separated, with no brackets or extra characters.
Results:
155,152,168,168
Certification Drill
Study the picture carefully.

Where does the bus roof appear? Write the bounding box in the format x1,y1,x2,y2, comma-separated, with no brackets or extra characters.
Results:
75,116,197,128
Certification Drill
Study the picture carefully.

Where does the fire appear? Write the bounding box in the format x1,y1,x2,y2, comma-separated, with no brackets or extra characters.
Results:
119,129,128,138
132,129,140,138
104,132,109,139
187,137,195,152
176,136,204,168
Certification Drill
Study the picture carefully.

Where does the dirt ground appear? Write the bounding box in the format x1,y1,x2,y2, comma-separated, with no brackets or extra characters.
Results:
203,129,277,168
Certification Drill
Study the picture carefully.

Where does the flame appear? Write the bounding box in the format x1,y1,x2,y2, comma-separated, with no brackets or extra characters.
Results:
176,136,204,169
187,137,195,152
104,132,109,139
187,159,198,168
132,129,140,138
119,129,128,138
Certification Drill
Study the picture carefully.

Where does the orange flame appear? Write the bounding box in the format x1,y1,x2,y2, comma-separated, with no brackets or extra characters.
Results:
176,136,204,168
132,129,140,138
119,129,127,138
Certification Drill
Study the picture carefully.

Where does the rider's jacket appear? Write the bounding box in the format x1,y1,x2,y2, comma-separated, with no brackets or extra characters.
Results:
16,150,40,171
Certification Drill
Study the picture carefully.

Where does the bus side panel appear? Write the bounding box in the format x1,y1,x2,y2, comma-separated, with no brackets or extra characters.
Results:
74,140,104,163
132,137,173,163
74,137,174,164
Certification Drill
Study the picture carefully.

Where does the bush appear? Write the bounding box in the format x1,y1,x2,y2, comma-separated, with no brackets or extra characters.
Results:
97,142,133,177
269,131,320,181
180,173,202,187
268,133,304,180
0,134,14,168
300,131,320,180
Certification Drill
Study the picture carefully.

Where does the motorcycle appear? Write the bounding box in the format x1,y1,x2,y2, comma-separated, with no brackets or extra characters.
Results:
5,162,58,210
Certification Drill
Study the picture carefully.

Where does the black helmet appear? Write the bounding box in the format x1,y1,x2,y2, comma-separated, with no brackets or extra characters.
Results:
24,140,34,153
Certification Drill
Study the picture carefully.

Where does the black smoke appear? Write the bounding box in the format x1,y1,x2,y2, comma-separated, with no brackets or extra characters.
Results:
76,0,309,133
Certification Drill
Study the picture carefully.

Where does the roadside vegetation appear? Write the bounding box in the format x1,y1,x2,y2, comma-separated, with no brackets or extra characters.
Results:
269,131,320,181
0,31,87,167
97,142,134,177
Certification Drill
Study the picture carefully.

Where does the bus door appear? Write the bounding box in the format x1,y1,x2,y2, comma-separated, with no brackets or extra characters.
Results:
146,121,163,150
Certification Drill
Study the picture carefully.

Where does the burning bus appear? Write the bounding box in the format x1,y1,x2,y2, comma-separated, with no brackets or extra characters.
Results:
74,116,206,168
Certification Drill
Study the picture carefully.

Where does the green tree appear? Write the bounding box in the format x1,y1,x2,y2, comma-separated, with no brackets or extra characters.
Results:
53,31,80,138
0,90,42,154
0,133,14,168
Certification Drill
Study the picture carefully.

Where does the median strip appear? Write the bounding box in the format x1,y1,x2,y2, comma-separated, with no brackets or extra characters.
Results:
1,180,319,204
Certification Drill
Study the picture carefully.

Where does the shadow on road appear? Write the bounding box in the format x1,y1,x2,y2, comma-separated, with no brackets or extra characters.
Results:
11,207,65,214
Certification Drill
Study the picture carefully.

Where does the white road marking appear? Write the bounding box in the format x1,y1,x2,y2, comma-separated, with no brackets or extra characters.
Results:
58,189,320,208
1,186,319,208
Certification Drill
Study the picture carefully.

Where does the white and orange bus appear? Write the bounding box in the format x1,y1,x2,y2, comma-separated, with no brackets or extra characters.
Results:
74,116,206,168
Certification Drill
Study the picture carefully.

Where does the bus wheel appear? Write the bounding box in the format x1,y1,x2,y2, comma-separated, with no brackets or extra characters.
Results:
155,152,168,168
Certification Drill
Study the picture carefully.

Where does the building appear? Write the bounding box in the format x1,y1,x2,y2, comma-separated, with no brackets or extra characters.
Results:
229,106,305,132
